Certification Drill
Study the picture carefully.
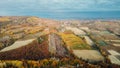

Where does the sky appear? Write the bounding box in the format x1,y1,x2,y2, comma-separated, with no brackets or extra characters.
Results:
0,0,120,16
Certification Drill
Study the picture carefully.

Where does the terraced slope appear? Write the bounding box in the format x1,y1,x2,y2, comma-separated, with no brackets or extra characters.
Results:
48,33,68,57
0,35,50,60
0,39,35,52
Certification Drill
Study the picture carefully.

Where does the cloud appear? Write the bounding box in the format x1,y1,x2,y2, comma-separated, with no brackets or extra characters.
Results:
0,0,120,16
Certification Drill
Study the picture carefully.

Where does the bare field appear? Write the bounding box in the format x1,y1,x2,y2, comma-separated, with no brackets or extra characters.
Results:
108,55,120,65
107,50,120,65
108,50,120,55
113,44,120,46
73,50,104,62
65,27,86,35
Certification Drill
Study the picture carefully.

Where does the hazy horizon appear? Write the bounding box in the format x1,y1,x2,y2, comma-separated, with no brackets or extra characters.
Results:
0,0,120,19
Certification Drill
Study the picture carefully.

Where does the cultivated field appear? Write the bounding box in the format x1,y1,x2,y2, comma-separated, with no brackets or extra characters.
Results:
108,55,120,65
73,50,104,62
100,34,120,40
0,39,35,52
65,27,86,35
0,35,50,60
59,33,91,50
108,50,120,55
84,36,94,46
48,33,68,57
107,50,120,65
113,44,120,46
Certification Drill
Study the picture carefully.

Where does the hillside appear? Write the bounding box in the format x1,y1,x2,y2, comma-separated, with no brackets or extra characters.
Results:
0,35,50,60
0,17,120,68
